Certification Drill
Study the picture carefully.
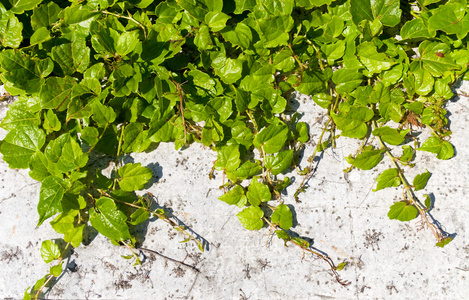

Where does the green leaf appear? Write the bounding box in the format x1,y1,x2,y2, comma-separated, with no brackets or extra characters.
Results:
63,4,99,25
50,211,84,247
50,263,63,277
428,2,469,39
177,0,222,21
81,127,99,146
155,2,181,24
291,237,309,248
379,99,403,122
237,206,264,230
56,137,88,173
275,230,290,241
350,0,402,27
115,31,139,57
40,240,60,263
110,64,142,97
207,96,233,122
412,68,434,96
258,15,294,48
31,275,48,293
387,201,419,222
214,144,241,172
30,27,52,46
92,102,116,127
0,125,46,169
64,224,84,248
90,25,115,56
37,176,65,226
0,5,23,48
118,163,153,192
229,120,253,147
345,147,385,170
271,204,293,230
31,2,60,30
274,176,291,192
96,125,119,155
148,96,177,138
336,262,347,271
29,151,60,181
358,42,396,75
400,18,434,40
372,126,409,145
129,208,150,225
419,41,460,76
253,119,289,154
194,24,214,50
413,170,431,191
373,168,401,191
205,11,230,31
211,53,243,84
43,110,61,132
233,0,257,14
295,69,329,95
40,76,76,110
265,149,294,175
423,194,431,209
218,185,247,207
187,69,223,98
435,237,453,248
312,93,333,109
322,40,346,64
0,100,40,131
332,68,363,94
5,0,42,14
399,145,414,163
416,0,440,6
89,197,132,241
51,37,90,75
296,122,309,143
417,137,454,160
84,63,105,81
121,123,151,153
332,106,374,138
221,22,252,48
246,177,271,206
0,50,53,94
404,102,424,115
50,210,77,234
45,134,71,163
227,161,262,181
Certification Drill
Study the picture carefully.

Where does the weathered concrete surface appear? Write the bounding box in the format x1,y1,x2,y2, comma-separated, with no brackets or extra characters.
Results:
1,84,468,299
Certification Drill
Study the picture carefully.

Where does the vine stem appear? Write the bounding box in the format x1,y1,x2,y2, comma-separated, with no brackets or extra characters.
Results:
372,121,445,242
288,44,304,72
112,124,126,190
34,242,71,299
138,247,200,273
174,81,188,144
262,217,350,287
98,190,202,248
246,110,258,134
294,118,331,202
101,10,147,39
310,43,325,71
86,123,109,154
294,91,341,202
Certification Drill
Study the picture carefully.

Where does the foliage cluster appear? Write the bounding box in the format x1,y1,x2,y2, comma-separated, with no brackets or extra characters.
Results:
0,0,464,297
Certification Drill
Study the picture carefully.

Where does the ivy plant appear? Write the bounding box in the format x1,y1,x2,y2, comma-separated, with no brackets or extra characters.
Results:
0,0,463,298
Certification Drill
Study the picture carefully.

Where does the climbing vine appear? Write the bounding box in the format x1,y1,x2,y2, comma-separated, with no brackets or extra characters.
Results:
0,0,463,298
